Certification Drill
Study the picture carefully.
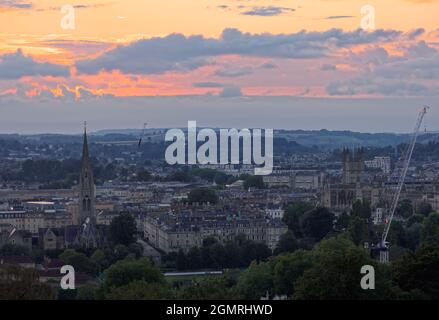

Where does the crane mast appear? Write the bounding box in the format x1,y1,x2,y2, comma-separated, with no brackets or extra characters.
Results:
379,106,429,262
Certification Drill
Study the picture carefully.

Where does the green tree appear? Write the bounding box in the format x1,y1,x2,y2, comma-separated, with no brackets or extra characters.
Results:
57,288,77,300
351,200,371,220
223,241,242,268
113,244,130,261
347,215,368,246
203,236,218,247
214,172,229,185
406,214,425,228
274,230,299,255
293,237,395,300
103,257,164,289
128,243,144,259
168,170,192,182
282,202,313,237
388,220,406,247
404,223,423,250
180,236,271,270
136,170,151,181
199,239,214,268
0,265,55,299
209,242,227,269
190,168,218,182
236,261,273,299
335,211,350,231
272,250,313,296
105,280,171,300
109,213,137,246
422,212,439,244
178,275,239,300
59,249,97,275
392,242,439,299
76,284,99,300
398,199,414,218
0,243,29,256
417,202,433,217
91,249,108,272
176,249,188,270
301,207,334,241
186,247,203,270
241,241,271,266
243,175,265,190
187,187,218,204
201,237,219,268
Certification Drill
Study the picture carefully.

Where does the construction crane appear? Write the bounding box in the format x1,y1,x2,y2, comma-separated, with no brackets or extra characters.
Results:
378,106,429,263
138,122,148,148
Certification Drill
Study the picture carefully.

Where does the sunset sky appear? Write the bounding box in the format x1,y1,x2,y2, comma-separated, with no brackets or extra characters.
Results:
0,0,438,133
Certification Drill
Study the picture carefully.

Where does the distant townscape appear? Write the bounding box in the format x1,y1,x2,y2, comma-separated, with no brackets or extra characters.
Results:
1,128,439,300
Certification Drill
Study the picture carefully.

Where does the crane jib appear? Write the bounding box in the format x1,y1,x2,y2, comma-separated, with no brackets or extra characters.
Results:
380,106,429,248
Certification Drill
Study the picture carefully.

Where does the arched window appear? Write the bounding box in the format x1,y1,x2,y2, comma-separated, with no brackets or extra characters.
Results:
87,199,91,211
82,198,87,211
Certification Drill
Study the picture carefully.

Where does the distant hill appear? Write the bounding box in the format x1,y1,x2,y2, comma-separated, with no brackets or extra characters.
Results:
1,129,438,150
275,129,439,149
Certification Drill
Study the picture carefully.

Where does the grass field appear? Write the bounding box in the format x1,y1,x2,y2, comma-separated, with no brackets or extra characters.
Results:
165,269,243,286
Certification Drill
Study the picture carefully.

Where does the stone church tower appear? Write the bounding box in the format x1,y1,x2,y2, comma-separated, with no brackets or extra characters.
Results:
342,148,365,184
76,123,98,248
79,124,96,223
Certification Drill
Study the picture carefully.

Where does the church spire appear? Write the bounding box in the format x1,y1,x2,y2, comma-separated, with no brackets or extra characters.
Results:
79,122,95,219
82,121,89,163
77,121,98,248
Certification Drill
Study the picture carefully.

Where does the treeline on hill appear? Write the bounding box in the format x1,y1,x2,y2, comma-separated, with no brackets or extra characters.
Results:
2,131,439,160
0,159,119,188
0,136,319,164
161,137,318,160
137,167,266,190
273,138,318,155
0,156,266,190
330,140,439,162
163,235,272,271
2,205,439,299
4,239,439,300
281,199,437,252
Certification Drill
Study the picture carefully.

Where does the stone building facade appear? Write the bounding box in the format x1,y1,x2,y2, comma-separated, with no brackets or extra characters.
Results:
144,216,287,253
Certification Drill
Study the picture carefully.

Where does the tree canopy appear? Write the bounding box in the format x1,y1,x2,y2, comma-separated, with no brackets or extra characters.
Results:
243,175,265,190
282,201,314,237
109,213,137,246
103,257,164,290
187,187,218,204
0,265,55,300
293,237,395,300
392,242,439,299
301,207,335,241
